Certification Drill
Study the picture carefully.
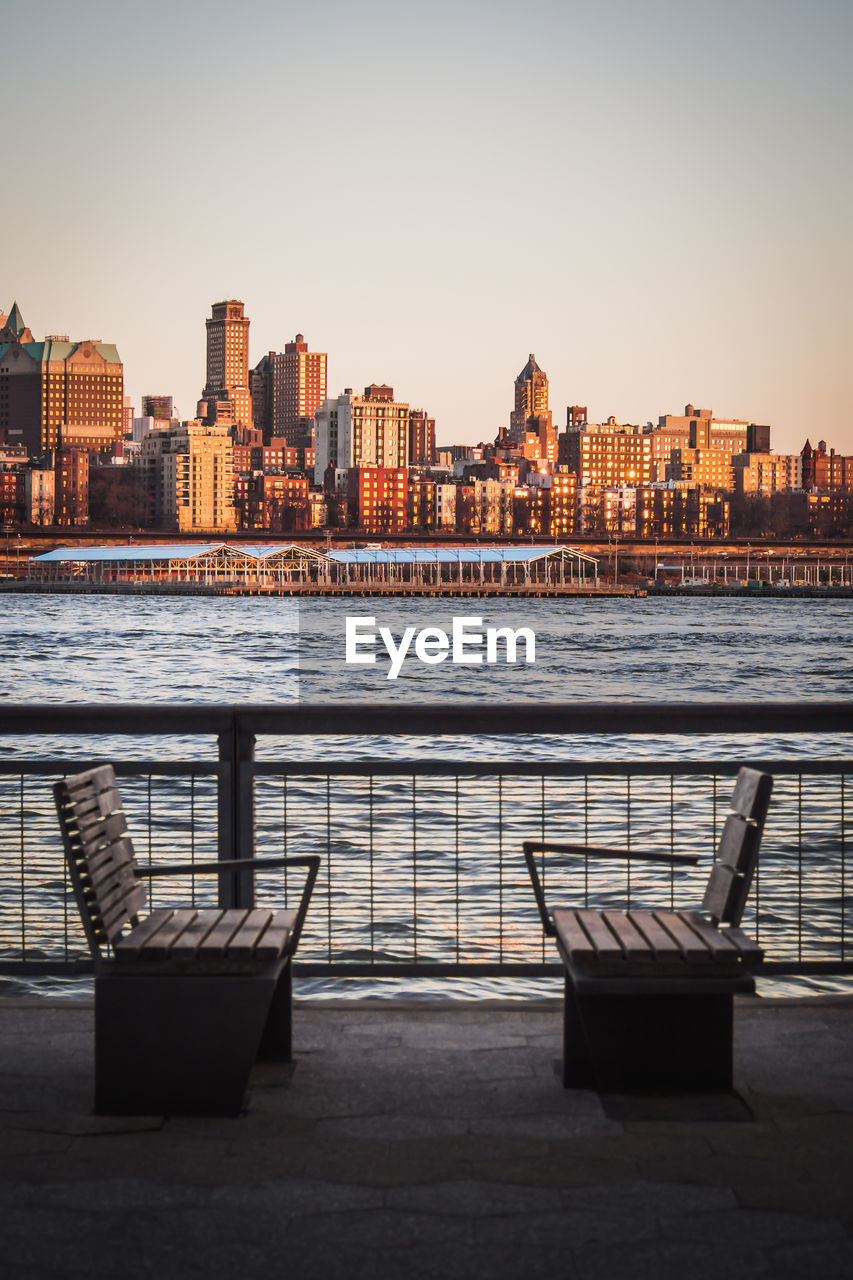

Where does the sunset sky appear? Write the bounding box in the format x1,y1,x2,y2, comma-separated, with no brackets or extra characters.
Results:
4,0,851,454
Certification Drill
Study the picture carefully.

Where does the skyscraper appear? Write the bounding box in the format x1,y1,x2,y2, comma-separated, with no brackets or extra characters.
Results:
0,302,123,455
508,354,556,463
314,384,410,483
274,334,327,445
200,300,252,429
141,395,174,420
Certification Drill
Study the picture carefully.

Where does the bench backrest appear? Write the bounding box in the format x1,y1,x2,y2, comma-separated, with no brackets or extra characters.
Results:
54,765,146,959
702,767,773,927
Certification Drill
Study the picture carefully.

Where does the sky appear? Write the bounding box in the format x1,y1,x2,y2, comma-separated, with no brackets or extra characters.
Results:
3,0,852,455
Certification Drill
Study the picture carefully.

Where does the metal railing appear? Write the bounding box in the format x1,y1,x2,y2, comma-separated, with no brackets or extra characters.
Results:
0,702,851,981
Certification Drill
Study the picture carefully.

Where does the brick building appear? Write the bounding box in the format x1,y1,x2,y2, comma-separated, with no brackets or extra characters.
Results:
561,420,652,488
200,300,252,430
347,466,409,533
801,440,853,492
0,303,124,456
138,422,237,533
54,448,89,526
315,385,411,481
507,354,557,463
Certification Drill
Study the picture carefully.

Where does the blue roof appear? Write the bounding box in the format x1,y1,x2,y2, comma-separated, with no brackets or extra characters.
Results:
328,546,569,565
33,544,226,563
32,542,580,566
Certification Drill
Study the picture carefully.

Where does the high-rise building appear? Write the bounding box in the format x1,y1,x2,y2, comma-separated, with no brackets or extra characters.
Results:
801,439,853,492
666,447,735,490
200,300,252,429
141,395,174,420
507,354,556,462
138,421,237,532
651,405,760,481
0,302,124,455
347,466,409,533
122,396,135,438
561,419,652,488
250,354,274,438
314,384,410,483
250,335,327,445
734,453,802,495
409,409,436,466
54,447,89,526
511,355,549,430
273,334,327,445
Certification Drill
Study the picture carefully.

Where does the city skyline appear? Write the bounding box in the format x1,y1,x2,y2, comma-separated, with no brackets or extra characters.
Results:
4,0,851,455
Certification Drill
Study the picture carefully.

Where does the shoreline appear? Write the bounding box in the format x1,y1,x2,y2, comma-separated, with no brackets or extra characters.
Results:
3,579,853,599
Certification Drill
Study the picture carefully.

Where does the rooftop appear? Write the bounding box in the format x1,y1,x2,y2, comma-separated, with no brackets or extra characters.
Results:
2,994,852,1279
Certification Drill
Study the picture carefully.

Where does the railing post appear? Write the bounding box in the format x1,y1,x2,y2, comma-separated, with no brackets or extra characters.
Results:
217,712,256,909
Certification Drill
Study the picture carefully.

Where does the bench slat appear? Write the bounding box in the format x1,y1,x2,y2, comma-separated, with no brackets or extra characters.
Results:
68,787,124,821
626,910,682,959
677,910,741,960
130,908,199,960
86,846,138,890
722,926,764,964
95,878,146,926
715,815,759,873
84,854,143,907
226,908,275,960
730,769,773,822
113,908,175,959
553,908,597,964
652,910,713,961
702,863,738,921
75,810,129,851
255,909,297,960
600,910,654,961
81,837,136,879
195,909,252,959
169,908,225,959
574,909,623,962
63,765,116,798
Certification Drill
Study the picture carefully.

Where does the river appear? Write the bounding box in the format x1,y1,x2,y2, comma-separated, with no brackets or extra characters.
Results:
1,592,851,999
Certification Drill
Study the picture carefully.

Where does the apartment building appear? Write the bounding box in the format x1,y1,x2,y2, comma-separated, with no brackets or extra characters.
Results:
347,466,409,533
561,420,652,487
314,385,411,482
667,447,735,490
734,453,803,495
0,302,124,456
200,300,252,429
139,421,236,533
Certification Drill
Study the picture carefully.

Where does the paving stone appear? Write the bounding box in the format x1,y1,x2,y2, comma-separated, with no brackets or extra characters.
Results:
386,1179,562,1216
315,1114,469,1140
209,1178,383,1213
573,1235,774,1280
563,1179,738,1214
469,1112,621,1139
770,1237,853,1279
285,1206,472,1251
0,996,851,1280
660,1207,847,1247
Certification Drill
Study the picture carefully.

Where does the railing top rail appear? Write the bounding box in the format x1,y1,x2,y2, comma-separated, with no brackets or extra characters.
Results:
0,701,851,736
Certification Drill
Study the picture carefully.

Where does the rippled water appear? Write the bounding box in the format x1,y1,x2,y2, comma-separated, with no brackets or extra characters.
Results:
0,592,851,999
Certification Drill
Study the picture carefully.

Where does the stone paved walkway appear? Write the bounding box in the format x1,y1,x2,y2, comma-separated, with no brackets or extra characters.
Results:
1,995,852,1279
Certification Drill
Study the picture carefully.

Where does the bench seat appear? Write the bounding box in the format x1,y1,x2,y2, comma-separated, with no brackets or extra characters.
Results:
553,907,762,988
55,764,320,1116
524,768,773,1092
113,906,298,970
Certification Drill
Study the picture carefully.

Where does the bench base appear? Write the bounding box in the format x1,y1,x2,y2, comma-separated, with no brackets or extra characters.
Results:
95,961,291,1115
563,974,735,1092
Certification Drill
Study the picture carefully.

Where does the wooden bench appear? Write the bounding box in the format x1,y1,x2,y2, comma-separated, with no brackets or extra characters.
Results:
523,767,773,1091
55,764,320,1116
